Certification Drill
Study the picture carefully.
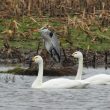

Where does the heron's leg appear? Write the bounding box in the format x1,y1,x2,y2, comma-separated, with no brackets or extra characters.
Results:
49,48,60,63
48,48,61,68
52,48,60,62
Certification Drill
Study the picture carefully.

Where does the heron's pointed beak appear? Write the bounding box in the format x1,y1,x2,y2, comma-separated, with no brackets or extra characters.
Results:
33,29,40,32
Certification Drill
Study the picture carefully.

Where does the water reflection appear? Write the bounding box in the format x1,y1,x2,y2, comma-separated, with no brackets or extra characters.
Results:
0,68,110,110
0,65,15,71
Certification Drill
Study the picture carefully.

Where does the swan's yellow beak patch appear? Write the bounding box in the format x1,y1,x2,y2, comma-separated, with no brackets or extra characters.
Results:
32,57,35,62
32,56,38,62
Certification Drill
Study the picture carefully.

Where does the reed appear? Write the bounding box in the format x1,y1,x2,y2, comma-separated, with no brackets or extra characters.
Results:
1,0,110,18
0,0,110,52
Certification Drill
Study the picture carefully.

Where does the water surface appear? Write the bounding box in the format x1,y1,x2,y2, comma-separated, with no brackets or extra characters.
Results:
0,68,110,110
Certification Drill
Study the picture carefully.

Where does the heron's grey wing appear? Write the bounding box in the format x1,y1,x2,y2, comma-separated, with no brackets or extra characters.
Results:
50,33,61,62
44,40,53,53
44,39,60,62
50,33,60,56
50,46,60,62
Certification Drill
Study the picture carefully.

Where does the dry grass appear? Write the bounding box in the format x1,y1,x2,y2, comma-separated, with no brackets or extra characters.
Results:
0,0,110,17
0,0,110,52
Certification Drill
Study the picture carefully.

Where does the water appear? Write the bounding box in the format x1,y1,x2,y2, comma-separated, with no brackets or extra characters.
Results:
0,68,110,110
0,65,15,71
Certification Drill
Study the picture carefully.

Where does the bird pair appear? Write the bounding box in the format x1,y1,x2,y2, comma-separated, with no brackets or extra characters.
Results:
32,51,110,89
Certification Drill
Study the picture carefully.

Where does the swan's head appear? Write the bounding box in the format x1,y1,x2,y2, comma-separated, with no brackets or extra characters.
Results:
32,55,43,64
72,51,83,59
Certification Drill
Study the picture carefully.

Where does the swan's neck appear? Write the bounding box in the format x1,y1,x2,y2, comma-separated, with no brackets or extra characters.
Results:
32,61,43,87
75,58,83,80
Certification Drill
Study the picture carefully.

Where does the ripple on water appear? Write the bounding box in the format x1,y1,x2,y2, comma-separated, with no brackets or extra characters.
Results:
0,68,110,110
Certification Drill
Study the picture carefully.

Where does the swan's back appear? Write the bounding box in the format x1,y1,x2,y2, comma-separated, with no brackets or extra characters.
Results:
42,78,77,88
41,78,89,89
84,74,110,84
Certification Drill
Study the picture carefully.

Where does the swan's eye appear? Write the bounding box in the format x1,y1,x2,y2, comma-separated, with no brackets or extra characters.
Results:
35,56,38,59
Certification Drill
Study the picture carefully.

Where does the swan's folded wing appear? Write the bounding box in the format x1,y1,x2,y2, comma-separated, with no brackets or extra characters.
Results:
41,78,82,89
84,74,110,84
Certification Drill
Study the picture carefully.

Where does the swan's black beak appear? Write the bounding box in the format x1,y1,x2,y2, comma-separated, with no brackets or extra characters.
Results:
72,53,74,57
32,57,36,62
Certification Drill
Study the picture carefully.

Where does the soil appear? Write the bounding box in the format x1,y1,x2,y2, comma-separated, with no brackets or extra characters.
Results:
0,47,110,76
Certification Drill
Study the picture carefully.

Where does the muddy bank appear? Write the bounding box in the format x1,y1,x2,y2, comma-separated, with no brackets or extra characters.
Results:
0,47,109,67
5,67,77,76
0,47,110,75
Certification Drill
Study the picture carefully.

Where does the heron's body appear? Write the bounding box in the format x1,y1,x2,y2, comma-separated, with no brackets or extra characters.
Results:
40,28,60,62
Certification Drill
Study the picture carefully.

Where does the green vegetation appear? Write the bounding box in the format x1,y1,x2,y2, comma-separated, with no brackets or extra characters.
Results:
0,16,110,52
0,67,24,74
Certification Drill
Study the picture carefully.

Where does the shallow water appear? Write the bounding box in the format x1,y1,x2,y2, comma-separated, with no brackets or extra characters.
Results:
0,68,110,110
0,65,15,71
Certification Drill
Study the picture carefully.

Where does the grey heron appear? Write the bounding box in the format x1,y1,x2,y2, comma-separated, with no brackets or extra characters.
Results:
39,27,61,63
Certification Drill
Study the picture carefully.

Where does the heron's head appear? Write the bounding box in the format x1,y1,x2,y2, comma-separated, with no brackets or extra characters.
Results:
39,24,50,32
33,26,48,34
40,27,47,31
39,27,54,41
32,55,43,64
72,51,83,59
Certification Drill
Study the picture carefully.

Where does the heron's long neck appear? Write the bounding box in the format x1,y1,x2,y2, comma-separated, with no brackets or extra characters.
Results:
75,58,83,80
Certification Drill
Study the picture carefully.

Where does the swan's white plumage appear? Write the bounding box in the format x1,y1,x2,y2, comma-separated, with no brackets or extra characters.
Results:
31,55,89,89
84,74,110,85
73,51,110,85
32,78,88,89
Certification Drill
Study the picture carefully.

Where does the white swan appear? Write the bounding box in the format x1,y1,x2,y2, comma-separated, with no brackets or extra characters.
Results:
73,51,110,85
31,55,89,89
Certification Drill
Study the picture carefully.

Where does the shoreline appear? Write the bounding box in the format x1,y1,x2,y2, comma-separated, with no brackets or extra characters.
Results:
0,47,109,76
